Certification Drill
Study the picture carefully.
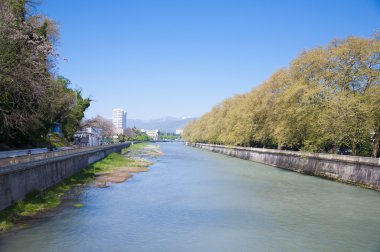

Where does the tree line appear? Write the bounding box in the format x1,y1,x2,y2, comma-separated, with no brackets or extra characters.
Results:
183,35,380,157
82,116,152,143
116,127,152,142
0,0,90,149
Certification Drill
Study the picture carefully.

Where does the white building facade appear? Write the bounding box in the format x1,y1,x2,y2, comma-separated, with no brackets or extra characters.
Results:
145,129,159,141
74,127,103,147
112,108,127,132
85,127,103,146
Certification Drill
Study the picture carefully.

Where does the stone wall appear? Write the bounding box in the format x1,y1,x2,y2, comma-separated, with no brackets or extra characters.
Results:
187,143,380,190
0,143,131,210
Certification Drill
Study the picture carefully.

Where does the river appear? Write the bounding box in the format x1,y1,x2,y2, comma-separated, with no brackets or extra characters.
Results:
0,143,379,251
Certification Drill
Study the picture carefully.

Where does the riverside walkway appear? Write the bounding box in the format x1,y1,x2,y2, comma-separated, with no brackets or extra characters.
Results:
0,144,124,168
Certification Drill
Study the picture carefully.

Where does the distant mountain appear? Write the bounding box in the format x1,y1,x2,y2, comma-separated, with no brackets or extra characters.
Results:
127,117,196,133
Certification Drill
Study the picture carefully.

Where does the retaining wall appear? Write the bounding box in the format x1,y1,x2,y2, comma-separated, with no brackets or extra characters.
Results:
0,143,131,210
187,143,380,190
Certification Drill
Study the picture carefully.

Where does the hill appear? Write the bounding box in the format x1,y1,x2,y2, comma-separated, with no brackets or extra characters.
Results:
127,117,196,133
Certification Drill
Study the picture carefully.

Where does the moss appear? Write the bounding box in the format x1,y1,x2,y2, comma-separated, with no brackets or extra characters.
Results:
0,220,14,232
0,183,71,232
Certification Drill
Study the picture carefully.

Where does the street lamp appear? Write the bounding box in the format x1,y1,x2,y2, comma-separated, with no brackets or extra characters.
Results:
47,133,52,151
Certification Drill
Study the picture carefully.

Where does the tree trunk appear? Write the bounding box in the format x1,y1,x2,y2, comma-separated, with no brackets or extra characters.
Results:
373,126,380,158
352,141,357,156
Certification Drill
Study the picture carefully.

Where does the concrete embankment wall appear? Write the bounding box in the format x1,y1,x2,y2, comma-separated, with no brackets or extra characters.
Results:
187,143,380,190
0,143,131,210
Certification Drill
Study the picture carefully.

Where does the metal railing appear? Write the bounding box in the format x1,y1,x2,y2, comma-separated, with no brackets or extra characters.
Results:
0,148,49,159
0,143,128,168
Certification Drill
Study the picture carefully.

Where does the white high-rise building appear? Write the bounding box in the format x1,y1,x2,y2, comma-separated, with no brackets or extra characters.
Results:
112,108,127,132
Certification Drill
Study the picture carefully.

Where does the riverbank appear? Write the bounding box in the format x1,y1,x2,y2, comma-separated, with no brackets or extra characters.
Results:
187,142,380,191
0,143,161,233
93,143,163,186
2,143,379,251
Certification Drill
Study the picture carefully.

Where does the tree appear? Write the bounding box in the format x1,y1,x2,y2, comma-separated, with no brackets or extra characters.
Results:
0,1,91,147
61,90,91,141
183,35,380,157
0,0,57,146
83,115,114,138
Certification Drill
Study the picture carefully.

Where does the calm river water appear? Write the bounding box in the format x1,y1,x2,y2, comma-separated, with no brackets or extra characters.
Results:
1,143,380,251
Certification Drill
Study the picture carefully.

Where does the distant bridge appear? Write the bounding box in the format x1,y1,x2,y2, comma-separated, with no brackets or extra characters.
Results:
151,140,184,143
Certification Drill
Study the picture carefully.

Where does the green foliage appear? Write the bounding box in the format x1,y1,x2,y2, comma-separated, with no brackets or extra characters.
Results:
63,91,91,141
0,219,14,232
0,184,70,232
134,134,151,141
158,132,181,140
117,134,127,142
0,1,90,148
117,127,152,142
184,35,380,157
50,133,70,148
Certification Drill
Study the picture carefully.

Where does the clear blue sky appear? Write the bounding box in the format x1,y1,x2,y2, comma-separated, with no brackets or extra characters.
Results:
38,0,380,120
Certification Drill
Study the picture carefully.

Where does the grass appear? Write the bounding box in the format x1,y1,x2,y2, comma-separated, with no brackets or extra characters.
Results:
126,142,149,151
0,143,151,233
